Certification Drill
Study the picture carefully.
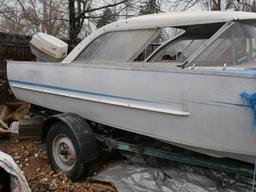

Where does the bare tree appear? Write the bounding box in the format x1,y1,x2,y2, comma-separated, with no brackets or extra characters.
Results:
0,0,141,47
168,0,256,11
235,0,256,12
168,0,222,10
0,0,68,36
68,0,132,48
139,0,161,15
96,8,116,28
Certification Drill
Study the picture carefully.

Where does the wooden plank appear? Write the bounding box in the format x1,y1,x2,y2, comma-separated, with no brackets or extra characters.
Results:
19,117,44,140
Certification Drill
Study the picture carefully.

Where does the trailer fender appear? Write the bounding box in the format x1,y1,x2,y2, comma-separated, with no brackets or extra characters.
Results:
41,113,98,163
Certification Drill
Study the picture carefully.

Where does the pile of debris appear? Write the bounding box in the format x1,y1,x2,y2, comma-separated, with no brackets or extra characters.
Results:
0,140,116,192
0,102,43,140
0,102,116,191
0,102,30,135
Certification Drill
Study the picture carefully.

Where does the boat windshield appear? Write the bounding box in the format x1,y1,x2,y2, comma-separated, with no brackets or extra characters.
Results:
192,21,256,67
74,29,160,63
146,23,223,63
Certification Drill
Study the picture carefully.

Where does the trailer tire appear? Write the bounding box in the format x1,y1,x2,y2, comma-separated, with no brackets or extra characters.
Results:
46,122,93,180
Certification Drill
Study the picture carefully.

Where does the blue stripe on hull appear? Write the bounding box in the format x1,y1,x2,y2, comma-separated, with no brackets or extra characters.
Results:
9,79,246,108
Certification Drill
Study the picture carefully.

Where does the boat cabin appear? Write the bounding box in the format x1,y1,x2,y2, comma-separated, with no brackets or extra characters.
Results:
63,11,256,69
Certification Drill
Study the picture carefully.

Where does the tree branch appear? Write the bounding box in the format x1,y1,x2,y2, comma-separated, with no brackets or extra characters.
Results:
77,0,130,19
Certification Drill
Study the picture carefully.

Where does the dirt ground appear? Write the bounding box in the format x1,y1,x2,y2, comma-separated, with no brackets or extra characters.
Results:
0,138,117,192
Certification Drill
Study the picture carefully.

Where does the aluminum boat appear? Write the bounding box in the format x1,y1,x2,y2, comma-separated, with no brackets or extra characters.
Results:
7,11,256,163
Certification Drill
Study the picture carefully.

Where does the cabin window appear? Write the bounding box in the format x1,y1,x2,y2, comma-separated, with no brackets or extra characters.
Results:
75,29,159,63
134,28,185,61
193,21,256,66
148,38,206,62
146,23,222,63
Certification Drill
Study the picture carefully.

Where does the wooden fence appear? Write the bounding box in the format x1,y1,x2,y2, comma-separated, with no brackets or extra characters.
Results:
0,32,35,104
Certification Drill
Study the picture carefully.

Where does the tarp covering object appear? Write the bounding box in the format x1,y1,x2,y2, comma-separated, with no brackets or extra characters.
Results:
0,151,31,192
93,157,252,192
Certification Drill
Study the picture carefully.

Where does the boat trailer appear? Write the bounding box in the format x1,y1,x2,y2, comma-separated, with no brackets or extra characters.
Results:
96,135,254,178
26,107,255,179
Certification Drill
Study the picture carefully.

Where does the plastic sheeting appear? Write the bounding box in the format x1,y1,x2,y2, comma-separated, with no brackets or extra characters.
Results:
93,157,252,192
0,151,31,192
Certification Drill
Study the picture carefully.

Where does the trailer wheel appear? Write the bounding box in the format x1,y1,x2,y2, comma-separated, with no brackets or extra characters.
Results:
46,122,89,180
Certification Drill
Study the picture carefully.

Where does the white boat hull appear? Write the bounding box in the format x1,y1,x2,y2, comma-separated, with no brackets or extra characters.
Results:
7,61,256,163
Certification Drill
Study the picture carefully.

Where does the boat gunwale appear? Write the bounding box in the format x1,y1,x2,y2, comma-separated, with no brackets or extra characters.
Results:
7,60,256,79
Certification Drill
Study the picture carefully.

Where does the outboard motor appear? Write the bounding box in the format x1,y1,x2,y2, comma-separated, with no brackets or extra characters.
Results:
30,32,68,62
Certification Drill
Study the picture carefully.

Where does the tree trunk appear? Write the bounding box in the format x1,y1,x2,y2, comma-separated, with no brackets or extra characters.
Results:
68,0,79,49
212,0,221,10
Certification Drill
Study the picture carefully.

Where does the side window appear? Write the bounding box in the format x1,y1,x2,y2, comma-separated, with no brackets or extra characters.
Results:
149,38,206,62
193,21,256,66
75,29,159,63
146,24,223,63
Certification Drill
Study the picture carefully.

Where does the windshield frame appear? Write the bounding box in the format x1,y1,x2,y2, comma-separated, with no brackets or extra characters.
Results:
145,30,186,62
180,21,236,68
